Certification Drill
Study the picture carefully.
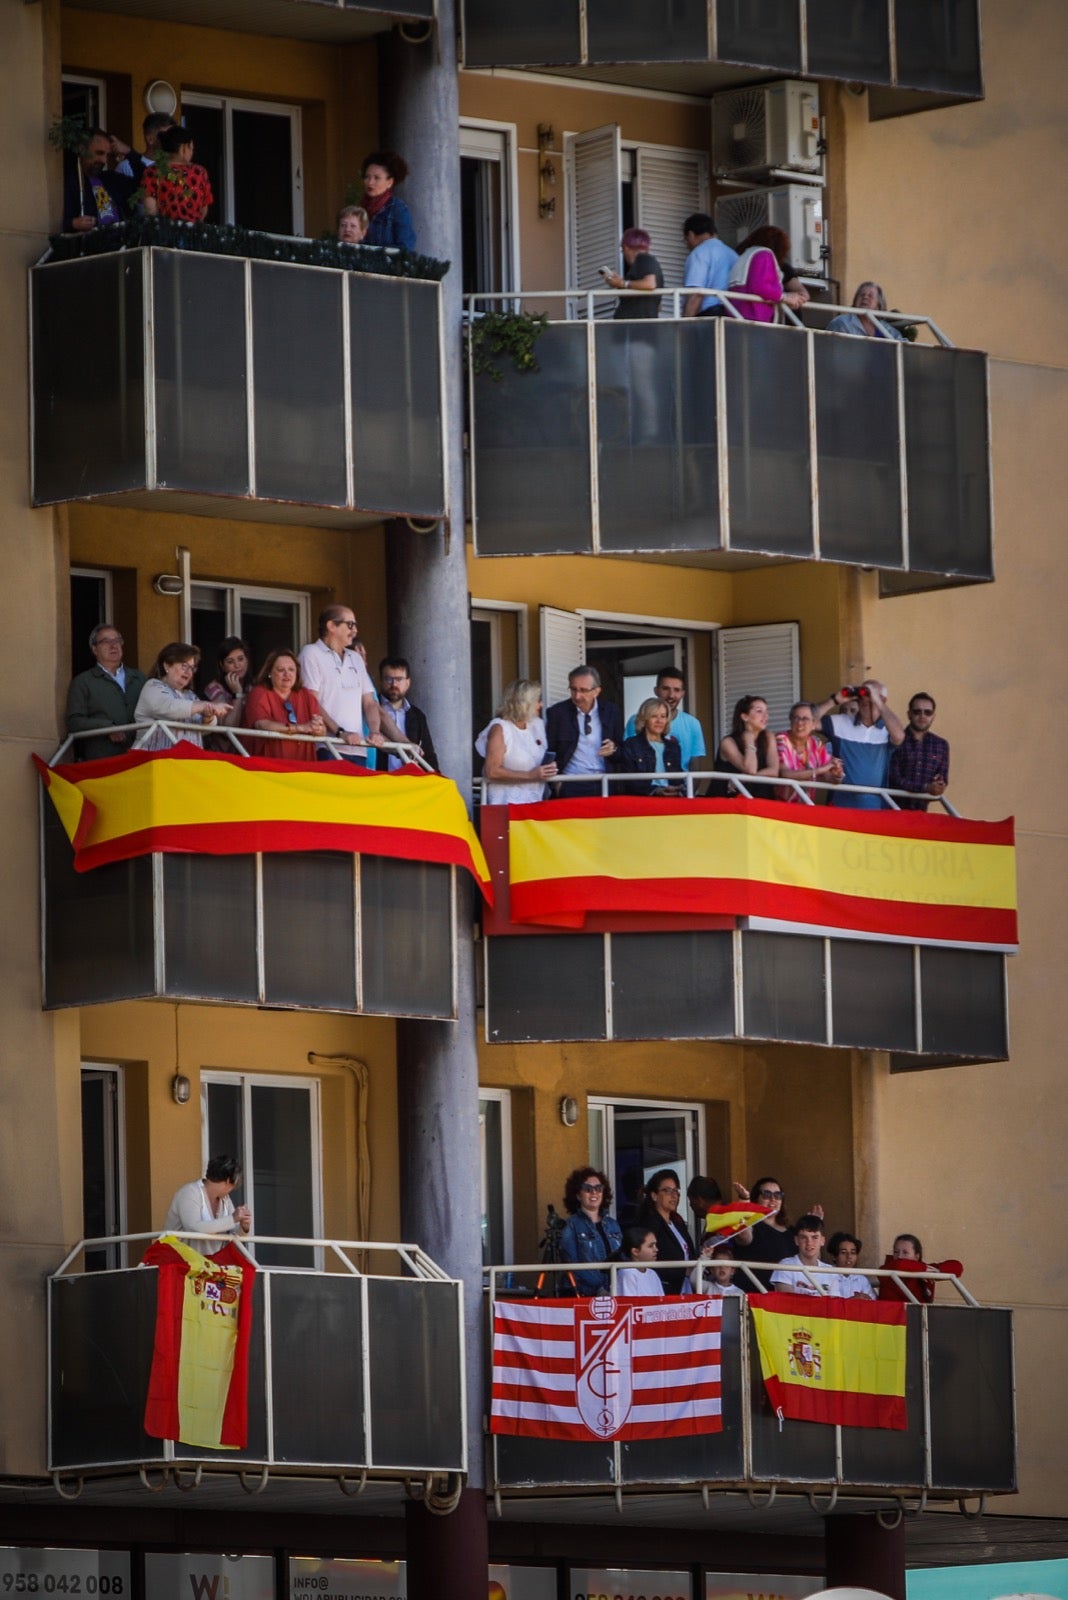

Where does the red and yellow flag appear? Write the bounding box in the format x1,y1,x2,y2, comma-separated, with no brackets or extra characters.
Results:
704,1202,774,1239
35,746,491,899
750,1292,907,1430
142,1238,256,1450
499,796,1016,948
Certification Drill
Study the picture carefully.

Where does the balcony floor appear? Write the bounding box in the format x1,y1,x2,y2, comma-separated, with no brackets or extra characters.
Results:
63,0,413,43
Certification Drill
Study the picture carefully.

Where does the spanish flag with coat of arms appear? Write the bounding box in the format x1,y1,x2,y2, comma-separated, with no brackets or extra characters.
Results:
750,1292,908,1430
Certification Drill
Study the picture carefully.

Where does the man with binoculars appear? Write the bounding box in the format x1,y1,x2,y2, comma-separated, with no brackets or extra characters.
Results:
815,679,906,810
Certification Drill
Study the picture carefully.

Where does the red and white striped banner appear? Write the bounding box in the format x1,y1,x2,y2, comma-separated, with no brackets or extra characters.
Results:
491,1295,723,1442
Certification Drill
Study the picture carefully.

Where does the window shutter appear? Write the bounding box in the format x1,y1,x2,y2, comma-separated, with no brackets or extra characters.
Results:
635,145,709,313
715,622,800,742
567,125,622,316
539,606,587,708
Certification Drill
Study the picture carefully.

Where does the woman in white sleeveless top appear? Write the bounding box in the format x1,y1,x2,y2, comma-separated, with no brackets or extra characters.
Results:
475,679,557,805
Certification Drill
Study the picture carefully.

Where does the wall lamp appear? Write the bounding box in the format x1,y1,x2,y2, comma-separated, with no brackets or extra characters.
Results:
538,124,557,220
559,1095,579,1127
153,573,184,596
171,1073,192,1105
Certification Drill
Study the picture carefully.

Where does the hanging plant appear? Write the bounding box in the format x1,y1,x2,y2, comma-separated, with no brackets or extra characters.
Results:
466,309,548,382
49,113,89,155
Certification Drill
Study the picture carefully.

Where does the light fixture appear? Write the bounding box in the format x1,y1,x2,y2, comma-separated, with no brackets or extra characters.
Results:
537,124,557,220
144,79,179,118
559,1095,579,1127
153,573,184,596
171,1073,191,1105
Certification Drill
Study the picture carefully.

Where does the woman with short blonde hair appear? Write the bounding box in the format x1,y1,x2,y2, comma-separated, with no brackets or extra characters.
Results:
475,678,557,805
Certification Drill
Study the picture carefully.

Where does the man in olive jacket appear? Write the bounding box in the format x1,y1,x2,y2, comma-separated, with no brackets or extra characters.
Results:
65,625,148,760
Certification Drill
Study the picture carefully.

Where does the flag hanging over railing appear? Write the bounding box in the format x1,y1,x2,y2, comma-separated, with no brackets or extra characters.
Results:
750,1292,908,1430
35,746,491,899
142,1237,257,1450
498,797,1016,949
491,1295,723,1442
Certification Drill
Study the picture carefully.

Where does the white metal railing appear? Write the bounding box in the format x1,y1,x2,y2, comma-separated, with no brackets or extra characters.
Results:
50,721,434,771
476,768,961,816
464,287,952,346
488,1257,977,1306
54,1231,454,1281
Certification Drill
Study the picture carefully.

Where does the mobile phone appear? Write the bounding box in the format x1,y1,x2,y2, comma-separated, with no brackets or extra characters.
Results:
598,266,612,278
545,750,556,763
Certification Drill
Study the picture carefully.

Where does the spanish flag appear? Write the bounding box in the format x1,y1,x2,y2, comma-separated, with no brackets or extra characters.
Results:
504,797,1016,949
750,1293,907,1430
34,746,491,900
704,1202,775,1239
142,1238,256,1450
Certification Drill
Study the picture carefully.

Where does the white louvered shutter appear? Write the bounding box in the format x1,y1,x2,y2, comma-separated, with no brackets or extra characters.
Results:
715,623,800,743
567,125,622,317
539,606,587,709
635,145,709,314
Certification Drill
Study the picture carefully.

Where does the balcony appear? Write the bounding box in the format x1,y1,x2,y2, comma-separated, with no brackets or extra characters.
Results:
32,238,446,529
479,782,1014,1061
460,0,982,112
49,1236,465,1488
487,1263,1015,1502
62,0,434,46
468,294,992,588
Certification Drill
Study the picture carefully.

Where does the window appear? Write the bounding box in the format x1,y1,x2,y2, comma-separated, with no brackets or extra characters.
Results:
63,75,106,132
479,1089,513,1264
588,1096,705,1229
191,582,310,686
471,601,528,742
81,1064,126,1271
538,604,704,723
201,1073,322,1268
69,567,113,676
181,94,304,235
460,122,517,295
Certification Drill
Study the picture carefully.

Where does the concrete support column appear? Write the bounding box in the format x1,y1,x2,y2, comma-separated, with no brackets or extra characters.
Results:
824,1512,905,1599
379,8,488,1596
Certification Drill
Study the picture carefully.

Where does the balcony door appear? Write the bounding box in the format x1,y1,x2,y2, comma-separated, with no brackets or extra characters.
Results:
201,1073,322,1268
460,122,517,296
81,1064,126,1271
539,604,695,723
588,1096,705,1230
191,582,310,689
181,94,304,235
479,1088,513,1264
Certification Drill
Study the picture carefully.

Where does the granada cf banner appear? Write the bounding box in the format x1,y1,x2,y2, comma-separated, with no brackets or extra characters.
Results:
142,1237,256,1449
35,746,491,898
491,1295,723,1442
750,1292,907,1430
497,797,1016,949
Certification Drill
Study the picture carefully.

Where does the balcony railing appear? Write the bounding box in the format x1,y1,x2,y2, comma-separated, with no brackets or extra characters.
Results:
60,0,434,44
41,729,457,1017
49,1234,465,1488
32,244,446,527
487,1261,1015,1501
467,291,991,586
478,775,1012,1060
460,0,983,111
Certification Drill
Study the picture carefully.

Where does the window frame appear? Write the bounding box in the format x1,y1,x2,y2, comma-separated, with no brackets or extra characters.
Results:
180,91,304,235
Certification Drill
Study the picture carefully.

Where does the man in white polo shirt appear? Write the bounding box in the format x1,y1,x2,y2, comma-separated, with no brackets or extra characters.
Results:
298,605,404,763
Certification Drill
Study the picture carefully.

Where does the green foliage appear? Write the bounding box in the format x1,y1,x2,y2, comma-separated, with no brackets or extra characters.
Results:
466,309,548,382
49,113,88,154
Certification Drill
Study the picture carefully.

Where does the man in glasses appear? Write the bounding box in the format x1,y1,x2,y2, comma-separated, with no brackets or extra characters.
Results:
377,656,438,772
65,624,148,760
298,606,404,765
545,664,623,799
888,693,950,810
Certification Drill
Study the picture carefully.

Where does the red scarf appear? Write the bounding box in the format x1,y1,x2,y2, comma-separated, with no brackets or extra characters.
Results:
363,186,392,220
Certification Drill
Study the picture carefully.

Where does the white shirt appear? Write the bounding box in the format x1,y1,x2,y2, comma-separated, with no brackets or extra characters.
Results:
163,1179,238,1257
475,716,548,806
770,1254,845,1296
616,1266,664,1298
298,640,374,732
836,1271,876,1299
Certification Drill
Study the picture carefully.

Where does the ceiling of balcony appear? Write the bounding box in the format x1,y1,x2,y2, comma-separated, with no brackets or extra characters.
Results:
466,60,775,100
62,0,416,44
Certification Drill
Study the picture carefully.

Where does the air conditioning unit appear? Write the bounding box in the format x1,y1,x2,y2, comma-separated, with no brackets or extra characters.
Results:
712,80,821,178
714,184,826,277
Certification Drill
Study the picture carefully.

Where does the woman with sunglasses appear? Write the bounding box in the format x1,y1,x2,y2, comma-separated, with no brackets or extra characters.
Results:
637,1168,697,1294
242,648,327,759
558,1167,623,1295
732,1177,822,1290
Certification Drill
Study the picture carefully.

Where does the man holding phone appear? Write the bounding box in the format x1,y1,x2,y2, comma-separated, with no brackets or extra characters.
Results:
889,693,950,809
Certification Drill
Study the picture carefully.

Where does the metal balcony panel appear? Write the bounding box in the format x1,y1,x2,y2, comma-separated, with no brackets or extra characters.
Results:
715,0,802,73
461,0,581,67
724,320,814,558
586,0,710,63
814,332,904,568
595,320,721,554
830,938,916,1052
268,1274,367,1463
32,249,446,523
367,1279,465,1470
162,854,260,1001
804,0,892,84
610,931,735,1037
893,0,983,96
262,852,359,1011
902,345,992,579
62,0,433,44
927,1305,1015,1492
42,805,155,1007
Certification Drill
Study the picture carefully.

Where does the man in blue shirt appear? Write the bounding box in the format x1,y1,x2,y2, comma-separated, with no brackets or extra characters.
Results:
682,213,738,318
545,666,623,798
624,667,706,770
816,679,906,809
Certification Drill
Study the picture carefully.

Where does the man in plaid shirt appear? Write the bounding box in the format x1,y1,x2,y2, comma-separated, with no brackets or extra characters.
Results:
889,693,950,810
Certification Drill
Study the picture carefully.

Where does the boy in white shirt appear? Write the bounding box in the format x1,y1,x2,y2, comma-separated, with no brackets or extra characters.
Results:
828,1230,876,1299
770,1215,844,1297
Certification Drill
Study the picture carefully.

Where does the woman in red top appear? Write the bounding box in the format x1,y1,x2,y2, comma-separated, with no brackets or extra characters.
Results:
242,649,328,760
143,124,214,223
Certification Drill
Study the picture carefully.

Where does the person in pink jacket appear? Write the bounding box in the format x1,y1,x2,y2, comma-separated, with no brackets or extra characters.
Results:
728,225,808,323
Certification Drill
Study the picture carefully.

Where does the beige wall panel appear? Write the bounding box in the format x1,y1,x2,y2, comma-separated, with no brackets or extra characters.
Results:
459,71,710,291
836,1,1068,367
1008,1306,1068,1514
58,7,377,235
67,505,388,679
77,1002,400,1245
741,1043,857,1241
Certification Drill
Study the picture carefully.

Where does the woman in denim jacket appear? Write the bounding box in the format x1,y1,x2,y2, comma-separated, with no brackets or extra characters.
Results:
558,1167,623,1295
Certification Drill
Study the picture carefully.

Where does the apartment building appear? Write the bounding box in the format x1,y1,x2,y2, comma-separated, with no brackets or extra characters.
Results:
2,1,1065,1596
